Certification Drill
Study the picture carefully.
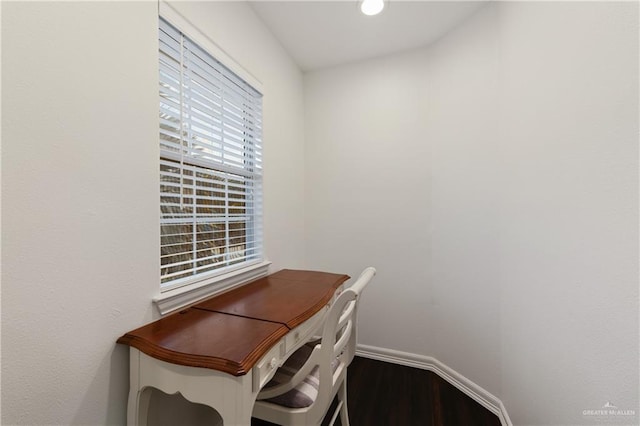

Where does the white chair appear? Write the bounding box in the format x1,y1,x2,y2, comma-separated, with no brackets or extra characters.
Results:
252,267,376,426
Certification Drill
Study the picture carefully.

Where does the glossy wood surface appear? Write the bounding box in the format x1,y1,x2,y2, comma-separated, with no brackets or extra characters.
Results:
117,269,349,376
194,270,349,329
117,308,287,375
343,357,501,426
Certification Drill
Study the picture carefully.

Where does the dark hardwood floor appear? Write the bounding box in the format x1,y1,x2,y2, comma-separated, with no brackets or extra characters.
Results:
252,356,501,426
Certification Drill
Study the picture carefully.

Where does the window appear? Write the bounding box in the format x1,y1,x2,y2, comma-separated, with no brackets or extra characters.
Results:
159,17,263,292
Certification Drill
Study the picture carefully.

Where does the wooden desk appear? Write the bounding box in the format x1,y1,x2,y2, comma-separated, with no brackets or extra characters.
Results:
118,269,349,425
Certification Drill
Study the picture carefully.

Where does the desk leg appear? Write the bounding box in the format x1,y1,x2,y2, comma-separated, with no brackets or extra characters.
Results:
127,386,151,426
127,349,153,426
128,349,259,426
178,369,257,426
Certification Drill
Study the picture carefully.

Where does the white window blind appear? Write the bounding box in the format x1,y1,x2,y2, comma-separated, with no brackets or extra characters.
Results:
159,17,263,290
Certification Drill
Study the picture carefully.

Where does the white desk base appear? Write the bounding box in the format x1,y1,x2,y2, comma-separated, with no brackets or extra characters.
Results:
126,305,330,425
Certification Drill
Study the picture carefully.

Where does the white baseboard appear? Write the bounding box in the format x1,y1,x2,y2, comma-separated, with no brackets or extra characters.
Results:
355,344,512,426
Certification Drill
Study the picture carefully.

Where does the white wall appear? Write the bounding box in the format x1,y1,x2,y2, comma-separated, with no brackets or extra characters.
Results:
304,2,638,425
2,3,158,424
497,3,638,424
303,39,435,358
1,1,305,424
304,0,501,396
3,1,637,425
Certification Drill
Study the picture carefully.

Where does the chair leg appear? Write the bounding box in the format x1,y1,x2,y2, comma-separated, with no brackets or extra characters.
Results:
338,379,350,426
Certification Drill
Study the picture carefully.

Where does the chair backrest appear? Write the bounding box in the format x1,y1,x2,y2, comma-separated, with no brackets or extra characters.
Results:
254,267,376,425
312,267,376,421
322,266,376,367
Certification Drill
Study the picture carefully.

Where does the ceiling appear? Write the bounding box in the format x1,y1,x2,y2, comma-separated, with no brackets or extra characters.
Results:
249,1,488,72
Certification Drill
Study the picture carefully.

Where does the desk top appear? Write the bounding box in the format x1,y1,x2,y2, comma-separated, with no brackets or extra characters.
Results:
195,269,349,330
117,270,349,375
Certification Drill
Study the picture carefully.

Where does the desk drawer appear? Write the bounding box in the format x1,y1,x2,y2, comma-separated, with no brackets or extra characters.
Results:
252,341,284,392
284,305,329,355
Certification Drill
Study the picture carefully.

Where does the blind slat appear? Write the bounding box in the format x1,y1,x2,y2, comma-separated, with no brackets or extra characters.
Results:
159,17,263,289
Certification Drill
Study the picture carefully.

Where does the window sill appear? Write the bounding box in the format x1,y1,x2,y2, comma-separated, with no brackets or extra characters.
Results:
153,260,272,315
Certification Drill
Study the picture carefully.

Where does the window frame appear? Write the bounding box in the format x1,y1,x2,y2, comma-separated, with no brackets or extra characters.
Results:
154,2,270,315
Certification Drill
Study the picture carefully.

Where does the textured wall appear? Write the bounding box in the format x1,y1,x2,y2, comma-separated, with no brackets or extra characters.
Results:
2,2,158,424
2,1,637,425
497,2,638,424
304,2,638,424
1,1,305,424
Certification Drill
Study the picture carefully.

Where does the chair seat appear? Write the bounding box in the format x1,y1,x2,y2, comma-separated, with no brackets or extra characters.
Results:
262,344,338,409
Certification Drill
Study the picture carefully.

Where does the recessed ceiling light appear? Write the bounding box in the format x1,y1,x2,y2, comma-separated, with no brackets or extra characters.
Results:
360,0,384,16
